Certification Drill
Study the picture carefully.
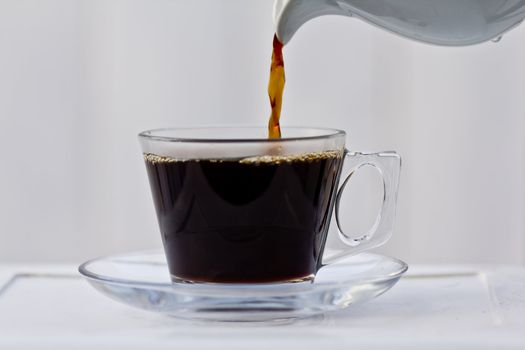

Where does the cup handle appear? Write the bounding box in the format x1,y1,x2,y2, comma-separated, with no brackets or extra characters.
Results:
323,151,401,265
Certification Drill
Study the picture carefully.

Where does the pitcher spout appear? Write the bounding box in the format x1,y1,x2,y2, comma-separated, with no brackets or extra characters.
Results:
274,0,348,45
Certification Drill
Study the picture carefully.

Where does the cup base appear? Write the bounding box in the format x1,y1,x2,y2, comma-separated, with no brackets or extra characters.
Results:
170,274,316,285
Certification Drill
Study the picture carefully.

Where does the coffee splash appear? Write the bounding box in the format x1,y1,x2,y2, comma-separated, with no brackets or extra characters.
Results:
267,34,285,139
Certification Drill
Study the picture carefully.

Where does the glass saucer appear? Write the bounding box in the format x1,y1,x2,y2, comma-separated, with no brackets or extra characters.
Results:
78,251,407,322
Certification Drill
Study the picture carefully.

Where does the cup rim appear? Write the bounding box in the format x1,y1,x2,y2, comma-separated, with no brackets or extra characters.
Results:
138,126,346,144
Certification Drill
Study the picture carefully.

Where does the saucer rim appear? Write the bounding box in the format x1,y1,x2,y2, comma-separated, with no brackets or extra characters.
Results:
78,250,408,291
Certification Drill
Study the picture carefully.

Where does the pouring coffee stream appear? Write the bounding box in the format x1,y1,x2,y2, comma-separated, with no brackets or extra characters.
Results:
268,35,285,139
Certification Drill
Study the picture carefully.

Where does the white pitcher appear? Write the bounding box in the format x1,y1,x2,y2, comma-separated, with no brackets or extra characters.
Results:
274,0,525,46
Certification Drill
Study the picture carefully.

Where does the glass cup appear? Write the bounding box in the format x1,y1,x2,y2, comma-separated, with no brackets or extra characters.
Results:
138,127,400,284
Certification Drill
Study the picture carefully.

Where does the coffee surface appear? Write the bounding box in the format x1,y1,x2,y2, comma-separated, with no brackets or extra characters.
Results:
145,151,343,283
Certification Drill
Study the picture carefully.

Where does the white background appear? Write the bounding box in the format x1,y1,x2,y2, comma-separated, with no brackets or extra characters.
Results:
0,0,524,265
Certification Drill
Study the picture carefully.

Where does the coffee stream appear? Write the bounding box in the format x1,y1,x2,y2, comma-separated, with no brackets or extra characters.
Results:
267,34,285,139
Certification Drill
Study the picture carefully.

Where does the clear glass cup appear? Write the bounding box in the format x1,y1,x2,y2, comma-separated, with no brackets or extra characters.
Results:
138,127,400,284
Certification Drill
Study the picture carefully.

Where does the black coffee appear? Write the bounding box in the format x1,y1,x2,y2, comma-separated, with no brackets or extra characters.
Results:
144,151,343,283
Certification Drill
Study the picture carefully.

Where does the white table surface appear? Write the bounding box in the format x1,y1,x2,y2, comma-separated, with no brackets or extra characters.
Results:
0,262,524,350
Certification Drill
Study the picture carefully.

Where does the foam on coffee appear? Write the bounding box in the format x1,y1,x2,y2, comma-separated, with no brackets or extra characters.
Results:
239,150,342,164
144,149,343,165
